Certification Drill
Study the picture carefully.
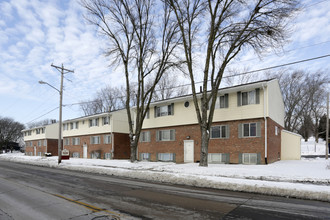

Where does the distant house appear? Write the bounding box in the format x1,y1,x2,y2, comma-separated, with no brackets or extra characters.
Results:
137,79,288,164
62,109,130,159
23,123,60,156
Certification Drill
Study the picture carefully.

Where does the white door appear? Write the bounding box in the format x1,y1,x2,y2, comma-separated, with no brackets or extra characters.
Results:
184,140,194,163
83,144,87,158
34,146,36,156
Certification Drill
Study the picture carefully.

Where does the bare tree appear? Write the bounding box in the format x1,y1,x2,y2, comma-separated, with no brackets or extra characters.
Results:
166,0,299,166
81,0,181,161
0,117,25,153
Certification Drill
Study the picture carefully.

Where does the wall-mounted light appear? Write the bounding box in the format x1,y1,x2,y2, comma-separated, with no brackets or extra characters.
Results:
186,136,190,139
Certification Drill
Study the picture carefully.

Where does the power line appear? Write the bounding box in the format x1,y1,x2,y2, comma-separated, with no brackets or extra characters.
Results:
25,107,59,125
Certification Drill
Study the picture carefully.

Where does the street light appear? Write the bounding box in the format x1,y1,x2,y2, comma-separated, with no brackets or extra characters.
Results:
39,79,63,164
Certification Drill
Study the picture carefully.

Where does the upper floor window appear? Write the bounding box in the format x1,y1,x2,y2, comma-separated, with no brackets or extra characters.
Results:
156,129,175,141
210,125,229,139
89,118,99,127
238,122,261,138
210,94,229,109
140,131,151,142
237,88,260,106
102,116,110,125
70,122,79,130
36,129,41,134
41,128,45,133
154,103,174,117
63,123,68,131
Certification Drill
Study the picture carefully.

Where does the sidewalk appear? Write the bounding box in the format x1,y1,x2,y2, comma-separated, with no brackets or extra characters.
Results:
1,153,329,202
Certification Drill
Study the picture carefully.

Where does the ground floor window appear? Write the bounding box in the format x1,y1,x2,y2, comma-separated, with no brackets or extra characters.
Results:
140,153,150,161
208,153,230,164
38,152,42,156
104,153,112,160
72,152,80,158
91,151,100,159
242,153,258,165
157,153,175,162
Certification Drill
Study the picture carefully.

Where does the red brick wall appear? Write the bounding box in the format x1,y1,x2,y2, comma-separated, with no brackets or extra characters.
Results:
25,139,58,156
113,133,130,159
47,139,59,156
138,118,269,164
266,118,283,164
64,132,130,159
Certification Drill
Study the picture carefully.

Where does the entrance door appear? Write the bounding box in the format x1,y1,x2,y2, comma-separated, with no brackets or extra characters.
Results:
83,144,88,158
184,140,194,163
34,146,36,156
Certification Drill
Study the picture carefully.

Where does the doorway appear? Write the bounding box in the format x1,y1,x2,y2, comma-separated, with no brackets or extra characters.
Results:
83,143,87,158
184,140,194,163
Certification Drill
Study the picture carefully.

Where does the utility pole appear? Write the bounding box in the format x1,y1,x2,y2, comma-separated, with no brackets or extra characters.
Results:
51,64,74,164
326,92,329,160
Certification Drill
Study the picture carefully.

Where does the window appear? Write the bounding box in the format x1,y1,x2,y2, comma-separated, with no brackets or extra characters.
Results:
156,129,175,141
157,153,175,162
140,153,150,161
140,131,150,142
38,152,42,156
154,103,174,117
64,138,70,146
37,140,41,146
275,126,279,136
36,129,40,134
237,88,260,106
44,140,47,147
72,152,80,158
70,122,79,130
208,153,229,164
89,118,99,127
104,135,111,144
30,141,32,146
145,109,150,119
41,128,45,134
210,94,229,109
91,151,100,159
242,153,258,165
210,125,229,139
72,137,80,145
102,116,110,125
238,122,261,138
63,123,68,131
105,153,112,160
90,136,100,144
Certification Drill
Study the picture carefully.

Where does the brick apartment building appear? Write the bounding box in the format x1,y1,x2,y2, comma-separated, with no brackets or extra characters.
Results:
62,110,130,159
23,122,59,156
137,79,286,164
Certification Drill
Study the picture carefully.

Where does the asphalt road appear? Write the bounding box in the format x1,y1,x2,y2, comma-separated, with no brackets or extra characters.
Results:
0,161,329,220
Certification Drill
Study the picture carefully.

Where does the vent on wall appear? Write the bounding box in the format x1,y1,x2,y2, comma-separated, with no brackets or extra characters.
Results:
184,101,189,108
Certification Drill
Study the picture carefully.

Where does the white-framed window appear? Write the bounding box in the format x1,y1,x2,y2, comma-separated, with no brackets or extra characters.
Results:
104,135,111,144
89,118,99,127
72,152,80,158
238,122,261,138
36,129,40,134
155,103,174,117
44,140,47,147
140,153,150,161
208,153,229,164
72,137,80,145
91,151,100,159
64,138,70,146
275,126,279,136
210,125,229,139
41,128,45,133
158,153,175,162
90,136,100,144
140,131,151,142
145,109,150,119
63,123,68,131
242,153,258,165
70,122,79,130
156,129,175,141
37,140,42,146
30,141,33,146
102,116,110,125
105,153,112,160
38,152,42,156
237,89,260,106
210,94,229,109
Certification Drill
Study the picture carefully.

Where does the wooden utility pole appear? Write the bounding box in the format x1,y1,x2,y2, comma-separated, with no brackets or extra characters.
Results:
51,64,74,164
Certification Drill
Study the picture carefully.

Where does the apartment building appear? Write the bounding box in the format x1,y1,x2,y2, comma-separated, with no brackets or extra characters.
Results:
23,122,59,156
137,79,286,164
62,109,130,159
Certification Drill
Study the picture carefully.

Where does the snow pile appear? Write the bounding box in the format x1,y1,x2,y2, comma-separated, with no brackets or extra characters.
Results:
301,137,327,155
1,153,329,202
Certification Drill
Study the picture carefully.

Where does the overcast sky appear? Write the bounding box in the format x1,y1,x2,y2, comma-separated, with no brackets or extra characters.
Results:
1,0,330,126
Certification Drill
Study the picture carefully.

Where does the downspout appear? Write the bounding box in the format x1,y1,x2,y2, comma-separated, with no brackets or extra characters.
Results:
263,84,268,164
110,114,114,159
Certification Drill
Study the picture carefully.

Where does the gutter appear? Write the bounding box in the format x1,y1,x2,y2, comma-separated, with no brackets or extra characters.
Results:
263,84,268,164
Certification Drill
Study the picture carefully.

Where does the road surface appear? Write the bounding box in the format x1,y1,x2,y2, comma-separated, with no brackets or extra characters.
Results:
0,160,329,219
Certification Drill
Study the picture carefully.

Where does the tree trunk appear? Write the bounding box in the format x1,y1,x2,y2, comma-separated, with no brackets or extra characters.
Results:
199,127,210,167
130,138,138,162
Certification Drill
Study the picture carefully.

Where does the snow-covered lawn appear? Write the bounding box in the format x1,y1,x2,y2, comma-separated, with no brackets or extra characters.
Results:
0,152,329,202
301,137,328,155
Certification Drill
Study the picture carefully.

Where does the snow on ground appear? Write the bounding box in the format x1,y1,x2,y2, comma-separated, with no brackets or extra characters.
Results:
0,152,329,202
301,137,328,155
